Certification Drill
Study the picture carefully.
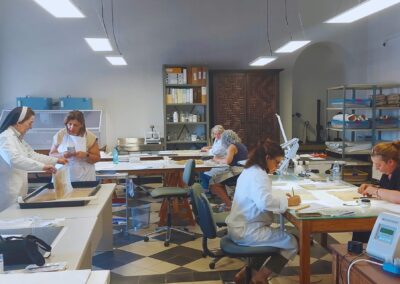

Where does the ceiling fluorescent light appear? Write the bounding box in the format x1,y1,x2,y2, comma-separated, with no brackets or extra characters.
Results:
85,38,113,51
326,0,400,23
249,56,277,67
33,0,85,18
275,41,311,53
106,56,127,66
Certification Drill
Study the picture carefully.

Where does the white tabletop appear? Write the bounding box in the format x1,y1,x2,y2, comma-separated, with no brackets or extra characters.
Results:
0,184,115,220
95,160,225,172
0,269,110,284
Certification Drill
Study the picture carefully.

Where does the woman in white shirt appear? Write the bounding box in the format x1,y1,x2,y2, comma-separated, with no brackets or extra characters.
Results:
201,125,226,156
226,139,298,284
50,110,100,181
0,107,67,212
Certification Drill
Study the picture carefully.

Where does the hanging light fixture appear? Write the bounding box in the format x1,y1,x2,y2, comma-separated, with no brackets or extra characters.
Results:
326,0,400,23
33,0,85,18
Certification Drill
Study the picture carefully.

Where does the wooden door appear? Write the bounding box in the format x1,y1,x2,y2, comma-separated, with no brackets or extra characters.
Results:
211,70,280,149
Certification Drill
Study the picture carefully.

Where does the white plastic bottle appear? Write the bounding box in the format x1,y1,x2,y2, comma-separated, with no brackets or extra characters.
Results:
331,161,341,182
127,178,134,198
173,111,178,123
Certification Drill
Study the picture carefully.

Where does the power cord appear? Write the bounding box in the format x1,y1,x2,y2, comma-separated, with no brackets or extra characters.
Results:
347,258,383,284
339,251,364,284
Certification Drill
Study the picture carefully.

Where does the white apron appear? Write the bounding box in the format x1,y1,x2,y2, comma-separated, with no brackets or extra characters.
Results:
57,134,96,181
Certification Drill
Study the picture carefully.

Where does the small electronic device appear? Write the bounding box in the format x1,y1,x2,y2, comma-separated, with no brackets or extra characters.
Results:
366,212,400,263
348,240,363,254
144,125,161,144
67,146,76,153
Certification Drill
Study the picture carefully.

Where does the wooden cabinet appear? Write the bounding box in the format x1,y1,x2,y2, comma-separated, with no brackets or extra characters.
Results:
163,65,210,150
211,70,280,148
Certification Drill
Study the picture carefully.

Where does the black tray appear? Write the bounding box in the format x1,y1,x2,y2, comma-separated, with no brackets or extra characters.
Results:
19,181,101,209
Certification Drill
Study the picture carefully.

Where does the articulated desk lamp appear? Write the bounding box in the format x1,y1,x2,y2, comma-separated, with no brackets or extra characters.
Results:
275,114,299,175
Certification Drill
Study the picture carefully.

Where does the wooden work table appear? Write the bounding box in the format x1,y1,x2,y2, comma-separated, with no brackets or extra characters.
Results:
272,176,399,284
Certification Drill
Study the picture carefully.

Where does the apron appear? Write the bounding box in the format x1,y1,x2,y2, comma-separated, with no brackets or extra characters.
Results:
58,134,96,181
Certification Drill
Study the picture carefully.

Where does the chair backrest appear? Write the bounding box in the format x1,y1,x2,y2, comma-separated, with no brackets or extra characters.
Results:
182,159,195,186
196,193,218,239
189,183,203,221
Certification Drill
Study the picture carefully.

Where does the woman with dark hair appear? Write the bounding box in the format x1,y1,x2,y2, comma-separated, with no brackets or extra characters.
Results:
226,139,298,284
0,107,67,212
50,110,100,181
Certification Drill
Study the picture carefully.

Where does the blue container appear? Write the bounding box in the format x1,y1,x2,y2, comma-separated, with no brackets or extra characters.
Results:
17,97,52,110
60,97,93,110
329,98,371,107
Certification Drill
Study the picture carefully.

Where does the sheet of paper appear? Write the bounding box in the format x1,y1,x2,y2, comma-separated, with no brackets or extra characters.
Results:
328,191,363,201
0,270,91,284
52,165,73,199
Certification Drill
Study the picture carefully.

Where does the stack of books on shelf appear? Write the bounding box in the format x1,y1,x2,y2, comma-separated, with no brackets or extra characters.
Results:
165,66,208,86
166,88,200,104
387,93,400,106
165,67,187,84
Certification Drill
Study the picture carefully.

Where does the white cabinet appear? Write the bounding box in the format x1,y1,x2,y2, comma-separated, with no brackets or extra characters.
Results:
0,109,103,150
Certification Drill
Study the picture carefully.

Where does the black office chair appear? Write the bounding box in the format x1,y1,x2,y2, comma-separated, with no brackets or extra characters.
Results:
189,183,228,269
196,193,280,283
144,159,195,246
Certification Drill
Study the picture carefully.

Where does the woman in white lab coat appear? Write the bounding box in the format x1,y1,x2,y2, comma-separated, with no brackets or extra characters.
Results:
50,110,100,181
0,107,67,212
226,139,298,284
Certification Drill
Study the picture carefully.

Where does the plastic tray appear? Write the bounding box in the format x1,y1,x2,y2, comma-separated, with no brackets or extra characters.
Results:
375,119,398,129
19,181,100,209
330,119,371,129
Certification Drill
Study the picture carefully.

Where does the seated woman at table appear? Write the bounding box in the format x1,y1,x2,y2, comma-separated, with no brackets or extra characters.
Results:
50,110,100,181
209,129,248,209
201,125,226,156
226,139,298,284
353,141,400,242
200,125,227,190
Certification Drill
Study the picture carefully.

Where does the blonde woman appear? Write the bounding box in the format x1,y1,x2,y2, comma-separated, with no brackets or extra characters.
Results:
354,141,400,242
201,125,226,156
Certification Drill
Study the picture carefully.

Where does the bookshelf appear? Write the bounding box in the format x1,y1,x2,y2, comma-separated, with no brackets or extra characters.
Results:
163,65,209,150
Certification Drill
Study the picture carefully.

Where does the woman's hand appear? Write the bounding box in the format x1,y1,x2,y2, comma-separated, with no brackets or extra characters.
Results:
359,185,379,197
43,164,56,174
75,151,88,159
286,193,301,206
63,151,75,159
357,183,373,194
57,157,68,164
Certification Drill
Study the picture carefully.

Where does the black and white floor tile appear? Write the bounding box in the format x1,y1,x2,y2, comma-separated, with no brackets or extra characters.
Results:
93,184,352,284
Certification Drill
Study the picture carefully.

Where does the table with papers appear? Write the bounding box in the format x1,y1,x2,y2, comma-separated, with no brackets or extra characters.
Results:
272,176,399,284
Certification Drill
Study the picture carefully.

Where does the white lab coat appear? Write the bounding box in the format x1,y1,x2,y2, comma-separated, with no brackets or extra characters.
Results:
225,165,298,260
53,130,96,182
0,127,58,212
210,138,226,157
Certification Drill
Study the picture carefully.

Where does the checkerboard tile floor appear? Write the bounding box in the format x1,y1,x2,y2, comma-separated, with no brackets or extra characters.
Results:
93,184,352,284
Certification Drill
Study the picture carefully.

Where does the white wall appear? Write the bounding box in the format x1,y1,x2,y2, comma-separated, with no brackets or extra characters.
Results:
292,43,346,142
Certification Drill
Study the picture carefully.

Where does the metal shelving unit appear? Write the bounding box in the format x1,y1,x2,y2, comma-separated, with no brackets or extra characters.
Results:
325,84,400,158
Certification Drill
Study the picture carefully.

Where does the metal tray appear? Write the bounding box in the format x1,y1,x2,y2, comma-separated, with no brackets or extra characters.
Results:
19,181,101,209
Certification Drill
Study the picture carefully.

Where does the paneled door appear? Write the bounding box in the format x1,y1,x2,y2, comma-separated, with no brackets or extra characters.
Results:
211,70,280,149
